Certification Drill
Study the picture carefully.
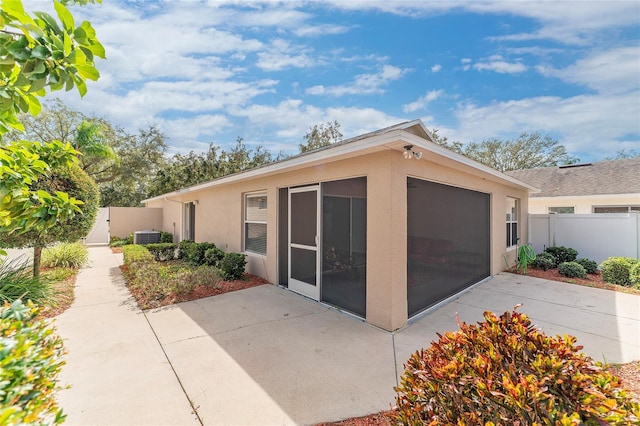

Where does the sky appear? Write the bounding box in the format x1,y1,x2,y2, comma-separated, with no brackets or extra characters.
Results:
32,0,640,162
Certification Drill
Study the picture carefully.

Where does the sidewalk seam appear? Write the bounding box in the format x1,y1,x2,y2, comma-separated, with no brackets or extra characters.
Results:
142,311,204,426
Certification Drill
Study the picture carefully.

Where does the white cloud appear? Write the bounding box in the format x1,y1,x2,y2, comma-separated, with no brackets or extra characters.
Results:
306,64,410,96
256,39,320,71
431,64,442,73
402,90,444,113
472,55,527,74
294,24,351,37
536,46,640,94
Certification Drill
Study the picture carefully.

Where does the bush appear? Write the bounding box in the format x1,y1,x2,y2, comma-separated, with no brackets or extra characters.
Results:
576,257,598,274
110,239,128,248
0,257,50,304
41,242,88,269
126,233,134,245
122,244,154,267
393,307,640,425
630,263,640,288
177,240,194,260
531,252,556,271
204,247,225,267
0,300,66,424
145,243,176,262
558,261,587,278
544,246,578,266
219,252,246,280
183,242,217,266
160,231,174,243
600,257,639,287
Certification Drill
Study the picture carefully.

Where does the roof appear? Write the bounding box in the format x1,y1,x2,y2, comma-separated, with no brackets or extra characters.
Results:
505,158,640,197
144,119,536,203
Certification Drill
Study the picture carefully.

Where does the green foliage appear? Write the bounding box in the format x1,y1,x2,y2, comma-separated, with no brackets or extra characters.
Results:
219,252,246,281
431,131,579,172
0,140,82,234
204,247,225,267
0,256,50,304
393,307,640,425
0,299,66,424
630,263,640,287
600,257,640,287
41,241,88,268
145,243,176,262
160,231,173,243
576,257,598,274
124,261,221,309
125,233,134,245
545,246,578,266
299,120,342,153
0,0,104,135
148,138,276,197
558,261,587,279
121,244,153,266
531,252,556,271
181,241,217,266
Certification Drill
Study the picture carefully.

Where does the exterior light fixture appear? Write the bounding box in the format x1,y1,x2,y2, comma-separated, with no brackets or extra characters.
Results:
403,145,422,160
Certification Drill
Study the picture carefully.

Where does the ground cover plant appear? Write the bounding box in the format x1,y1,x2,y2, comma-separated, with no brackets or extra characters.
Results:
120,244,265,309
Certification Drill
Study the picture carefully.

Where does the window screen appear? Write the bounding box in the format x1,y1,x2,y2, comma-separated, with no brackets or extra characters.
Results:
407,178,490,317
245,193,267,255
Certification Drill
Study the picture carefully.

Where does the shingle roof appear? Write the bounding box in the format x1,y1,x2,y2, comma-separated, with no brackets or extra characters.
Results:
505,158,640,197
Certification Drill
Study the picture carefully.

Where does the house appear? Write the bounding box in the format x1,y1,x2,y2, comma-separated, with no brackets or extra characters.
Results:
506,158,640,214
143,120,536,331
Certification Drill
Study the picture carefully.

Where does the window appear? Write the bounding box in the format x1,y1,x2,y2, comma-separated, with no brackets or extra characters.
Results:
506,197,519,248
548,206,575,214
244,193,267,255
593,206,640,213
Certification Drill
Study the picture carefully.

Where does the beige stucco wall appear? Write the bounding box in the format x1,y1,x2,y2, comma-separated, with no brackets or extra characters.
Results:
146,148,529,331
529,194,640,214
109,207,163,239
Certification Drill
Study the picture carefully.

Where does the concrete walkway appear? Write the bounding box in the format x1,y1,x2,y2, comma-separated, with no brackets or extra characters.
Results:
55,247,640,425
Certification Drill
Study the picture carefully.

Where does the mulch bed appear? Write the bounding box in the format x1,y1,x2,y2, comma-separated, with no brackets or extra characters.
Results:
518,267,640,295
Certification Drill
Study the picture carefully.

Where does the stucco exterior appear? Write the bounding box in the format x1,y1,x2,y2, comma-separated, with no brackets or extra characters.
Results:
527,194,640,214
109,207,163,239
145,121,532,331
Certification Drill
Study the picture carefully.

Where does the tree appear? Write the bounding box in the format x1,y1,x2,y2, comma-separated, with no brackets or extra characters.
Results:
0,163,99,276
431,131,579,172
0,0,105,134
605,149,640,160
148,137,276,197
299,120,342,153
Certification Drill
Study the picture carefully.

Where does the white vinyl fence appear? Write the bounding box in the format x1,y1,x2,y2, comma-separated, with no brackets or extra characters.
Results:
529,212,640,265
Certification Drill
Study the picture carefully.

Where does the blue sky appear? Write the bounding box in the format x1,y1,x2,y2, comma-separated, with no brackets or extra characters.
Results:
37,0,640,162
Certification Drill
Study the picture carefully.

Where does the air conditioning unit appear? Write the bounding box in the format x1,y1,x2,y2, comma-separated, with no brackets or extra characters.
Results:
133,230,161,245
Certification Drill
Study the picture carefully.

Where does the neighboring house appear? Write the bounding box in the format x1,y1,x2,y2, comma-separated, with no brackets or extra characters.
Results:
144,120,535,331
506,158,640,214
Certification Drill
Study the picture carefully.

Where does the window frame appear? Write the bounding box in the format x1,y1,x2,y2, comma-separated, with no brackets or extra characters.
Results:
506,197,519,249
548,206,575,214
244,192,268,256
593,205,640,213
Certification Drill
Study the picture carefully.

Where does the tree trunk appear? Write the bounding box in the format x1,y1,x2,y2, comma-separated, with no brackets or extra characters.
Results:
33,245,43,278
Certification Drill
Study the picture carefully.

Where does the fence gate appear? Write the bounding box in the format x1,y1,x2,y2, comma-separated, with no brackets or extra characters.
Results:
84,207,110,245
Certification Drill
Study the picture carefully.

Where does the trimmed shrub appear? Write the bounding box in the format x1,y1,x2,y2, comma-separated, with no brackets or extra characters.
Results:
160,231,174,243
531,252,555,271
122,244,154,266
126,233,134,245
392,307,640,425
558,261,587,279
544,246,578,266
600,257,639,287
204,247,225,267
219,252,246,280
0,300,66,425
0,257,50,304
110,239,128,248
42,242,88,269
145,243,176,262
177,240,194,260
630,262,640,288
185,242,217,266
576,257,598,274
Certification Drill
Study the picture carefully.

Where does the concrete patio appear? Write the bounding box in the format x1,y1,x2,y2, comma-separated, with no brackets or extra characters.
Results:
55,246,640,425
